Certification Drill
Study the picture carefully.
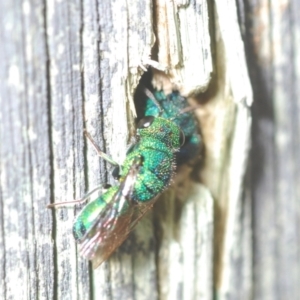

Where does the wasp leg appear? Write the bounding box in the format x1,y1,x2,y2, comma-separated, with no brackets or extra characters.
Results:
84,130,119,167
47,185,106,208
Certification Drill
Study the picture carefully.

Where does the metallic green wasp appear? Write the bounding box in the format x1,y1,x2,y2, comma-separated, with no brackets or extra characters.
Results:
49,116,184,268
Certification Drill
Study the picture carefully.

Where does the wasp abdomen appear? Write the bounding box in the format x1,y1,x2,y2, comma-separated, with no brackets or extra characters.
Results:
72,186,118,242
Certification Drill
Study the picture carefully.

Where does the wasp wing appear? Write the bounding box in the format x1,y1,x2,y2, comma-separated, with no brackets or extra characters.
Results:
91,196,159,269
77,156,144,267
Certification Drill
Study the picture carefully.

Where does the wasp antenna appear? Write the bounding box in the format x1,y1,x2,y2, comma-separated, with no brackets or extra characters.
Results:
179,105,201,114
171,105,201,121
141,86,163,115
84,130,119,166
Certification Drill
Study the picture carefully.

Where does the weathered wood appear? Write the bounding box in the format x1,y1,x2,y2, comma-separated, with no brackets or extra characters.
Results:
211,1,253,299
246,1,300,299
7,0,300,299
0,0,54,299
154,0,212,94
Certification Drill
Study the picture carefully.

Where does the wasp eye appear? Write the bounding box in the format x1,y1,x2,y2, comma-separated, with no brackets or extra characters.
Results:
179,130,185,147
137,116,155,129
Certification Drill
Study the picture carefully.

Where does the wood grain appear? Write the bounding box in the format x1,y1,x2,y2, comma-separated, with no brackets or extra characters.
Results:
2,0,297,299
246,0,300,299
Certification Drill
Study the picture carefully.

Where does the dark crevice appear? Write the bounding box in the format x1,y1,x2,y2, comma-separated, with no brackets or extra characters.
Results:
78,0,89,298
243,0,276,297
65,2,78,218
64,2,81,297
96,2,109,188
79,0,88,238
97,1,115,299
42,0,57,299
78,0,95,299
235,0,246,40
66,0,76,195
151,0,159,61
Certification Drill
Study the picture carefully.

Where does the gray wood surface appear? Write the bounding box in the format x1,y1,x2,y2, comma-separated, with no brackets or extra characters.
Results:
0,1,55,299
245,0,300,299
0,0,298,299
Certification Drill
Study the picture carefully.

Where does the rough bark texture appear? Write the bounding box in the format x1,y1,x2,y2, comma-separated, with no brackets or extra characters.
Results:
0,0,298,300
